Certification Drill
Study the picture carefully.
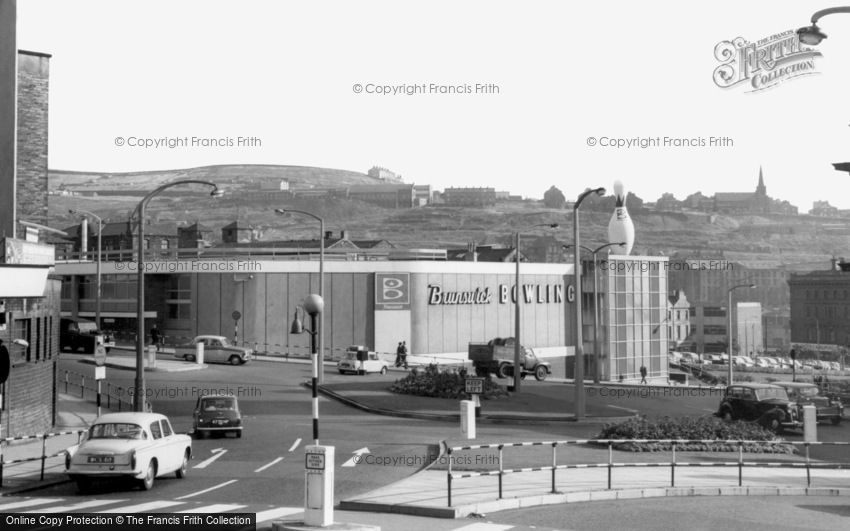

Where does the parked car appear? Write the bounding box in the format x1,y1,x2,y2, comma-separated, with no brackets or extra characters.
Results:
337,346,389,375
173,335,252,365
65,412,191,492
193,394,243,438
60,317,114,353
716,383,802,433
772,381,842,425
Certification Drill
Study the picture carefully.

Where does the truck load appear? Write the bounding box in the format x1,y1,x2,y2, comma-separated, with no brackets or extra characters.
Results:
468,337,550,381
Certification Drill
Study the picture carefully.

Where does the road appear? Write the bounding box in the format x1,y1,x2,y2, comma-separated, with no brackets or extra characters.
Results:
8,353,847,530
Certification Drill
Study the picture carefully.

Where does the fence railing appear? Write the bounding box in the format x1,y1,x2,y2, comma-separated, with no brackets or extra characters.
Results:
0,429,86,487
445,439,850,507
60,369,135,413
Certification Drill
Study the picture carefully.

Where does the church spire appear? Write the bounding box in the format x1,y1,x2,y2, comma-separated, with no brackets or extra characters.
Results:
756,166,766,196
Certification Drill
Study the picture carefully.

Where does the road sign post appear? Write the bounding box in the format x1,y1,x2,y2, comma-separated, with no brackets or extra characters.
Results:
232,310,241,345
95,337,107,416
304,445,334,526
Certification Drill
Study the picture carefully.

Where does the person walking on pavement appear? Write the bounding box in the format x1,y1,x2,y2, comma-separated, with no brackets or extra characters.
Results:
150,324,161,352
394,342,403,367
640,364,648,384
400,340,409,369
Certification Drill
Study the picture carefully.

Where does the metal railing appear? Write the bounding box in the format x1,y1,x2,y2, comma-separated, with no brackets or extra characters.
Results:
0,429,86,487
61,370,135,412
445,439,850,507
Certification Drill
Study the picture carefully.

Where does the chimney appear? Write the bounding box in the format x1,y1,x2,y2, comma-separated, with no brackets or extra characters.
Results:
324,230,333,240
832,256,840,271
465,241,477,262
340,230,348,240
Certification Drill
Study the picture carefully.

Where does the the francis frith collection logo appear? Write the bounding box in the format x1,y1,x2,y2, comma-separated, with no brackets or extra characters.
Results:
713,29,821,92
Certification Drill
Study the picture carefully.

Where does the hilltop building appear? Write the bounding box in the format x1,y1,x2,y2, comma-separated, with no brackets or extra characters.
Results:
443,187,497,207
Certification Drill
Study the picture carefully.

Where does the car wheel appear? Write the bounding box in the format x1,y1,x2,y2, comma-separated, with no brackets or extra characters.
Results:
195,429,206,439
380,367,387,375
186,354,196,362
338,370,345,374
236,431,242,439
229,355,241,365
105,347,111,354
496,363,510,379
534,365,548,381
475,367,488,377
175,450,189,479
831,416,841,425
721,409,733,422
140,460,156,491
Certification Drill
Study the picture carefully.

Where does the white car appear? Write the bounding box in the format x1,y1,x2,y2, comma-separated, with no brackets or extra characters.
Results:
337,346,389,375
65,412,192,492
173,335,252,365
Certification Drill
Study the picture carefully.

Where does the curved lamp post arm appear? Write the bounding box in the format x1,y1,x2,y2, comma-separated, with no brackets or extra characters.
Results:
811,7,850,23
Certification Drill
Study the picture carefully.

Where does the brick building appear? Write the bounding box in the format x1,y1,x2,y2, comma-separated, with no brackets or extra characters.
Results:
0,3,61,437
442,187,497,207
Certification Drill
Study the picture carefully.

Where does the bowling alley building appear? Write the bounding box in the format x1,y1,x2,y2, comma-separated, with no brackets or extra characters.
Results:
56,250,674,383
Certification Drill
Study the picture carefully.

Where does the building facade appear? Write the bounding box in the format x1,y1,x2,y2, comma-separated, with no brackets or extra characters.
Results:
788,261,850,349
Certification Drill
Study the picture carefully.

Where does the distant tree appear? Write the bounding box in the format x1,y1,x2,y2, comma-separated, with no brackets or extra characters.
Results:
543,186,566,209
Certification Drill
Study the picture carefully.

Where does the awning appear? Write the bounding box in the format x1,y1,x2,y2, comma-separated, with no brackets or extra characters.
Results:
0,264,51,297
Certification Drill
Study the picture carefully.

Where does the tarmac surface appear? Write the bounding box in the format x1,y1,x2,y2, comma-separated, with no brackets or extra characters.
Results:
2,354,849,527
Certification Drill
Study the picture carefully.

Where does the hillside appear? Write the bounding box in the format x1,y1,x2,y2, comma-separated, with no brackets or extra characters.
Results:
46,164,850,266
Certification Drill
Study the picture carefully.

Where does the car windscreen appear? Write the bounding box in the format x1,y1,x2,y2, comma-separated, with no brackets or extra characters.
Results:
792,386,819,398
201,397,236,410
77,322,98,333
756,388,789,401
90,423,144,439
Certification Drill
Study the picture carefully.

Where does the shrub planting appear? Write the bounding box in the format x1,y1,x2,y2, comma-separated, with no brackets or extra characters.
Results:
389,364,509,399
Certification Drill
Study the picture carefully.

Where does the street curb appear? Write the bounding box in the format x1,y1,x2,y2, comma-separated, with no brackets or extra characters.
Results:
311,383,634,425
340,486,850,519
0,477,71,496
77,358,207,372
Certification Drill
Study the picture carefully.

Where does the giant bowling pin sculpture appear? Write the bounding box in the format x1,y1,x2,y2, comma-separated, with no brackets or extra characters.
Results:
607,180,635,255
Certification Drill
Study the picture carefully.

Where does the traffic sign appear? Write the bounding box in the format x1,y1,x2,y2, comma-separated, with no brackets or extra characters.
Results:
465,377,484,395
95,345,107,368
232,310,242,321
306,452,326,470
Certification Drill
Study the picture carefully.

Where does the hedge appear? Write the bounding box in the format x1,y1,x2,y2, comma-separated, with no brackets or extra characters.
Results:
389,364,509,399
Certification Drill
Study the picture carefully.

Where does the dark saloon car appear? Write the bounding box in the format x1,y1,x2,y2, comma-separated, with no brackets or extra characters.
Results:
60,317,114,353
716,383,802,433
772,381,842,425
192,394,242,438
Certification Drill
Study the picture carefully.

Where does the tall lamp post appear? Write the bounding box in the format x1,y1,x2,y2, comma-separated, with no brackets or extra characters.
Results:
274,208,324,383
512,223,559,393
563,241,624,384
133,180,222,412
726,283,756,386
573,187,606,419
70,209,102,331
797,7,850,45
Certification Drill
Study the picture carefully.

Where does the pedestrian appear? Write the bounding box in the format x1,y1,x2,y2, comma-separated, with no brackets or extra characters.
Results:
400,340,408,369
150,324,161,352
394,342,403,367
640,364,647,384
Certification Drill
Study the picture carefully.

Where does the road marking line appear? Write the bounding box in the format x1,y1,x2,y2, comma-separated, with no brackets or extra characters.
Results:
606,405,638,413
179,503,247,513
289,438,301,452
255,456,284,473
27,499,128,512
193,448,228,469
256,507,303,523
452,523,515,531
176,479,239,499
0,498,63,511
341,447,370,467
99,500,185,513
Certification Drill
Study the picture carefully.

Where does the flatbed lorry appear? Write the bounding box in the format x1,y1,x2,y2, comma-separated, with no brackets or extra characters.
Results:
468,337,550,381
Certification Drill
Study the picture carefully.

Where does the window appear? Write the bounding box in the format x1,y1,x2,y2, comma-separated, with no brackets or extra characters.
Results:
160,238,169,250
150,421,162,439
161,419,173,437
35,317,41,361
704,307,726,317
14,318,31,362
167,275,192,320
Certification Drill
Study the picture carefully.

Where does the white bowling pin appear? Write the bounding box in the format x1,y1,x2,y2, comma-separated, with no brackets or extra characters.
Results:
608,180,635,255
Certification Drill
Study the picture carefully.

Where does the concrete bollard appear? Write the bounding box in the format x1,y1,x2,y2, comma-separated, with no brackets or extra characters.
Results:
196,342,204,365
146,345,157,369
802,404,817,443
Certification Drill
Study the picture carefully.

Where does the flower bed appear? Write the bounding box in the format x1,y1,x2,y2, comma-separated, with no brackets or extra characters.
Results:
595,415,795,453
389,364,509,399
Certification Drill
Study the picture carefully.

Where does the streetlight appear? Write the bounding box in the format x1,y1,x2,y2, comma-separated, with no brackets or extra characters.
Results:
133,180,222,412
512,223,559,393
70,209,102,331
573,187,606,419
274,208,325,383
797,7,850,45
563,241,624,384
727,283,756,386
290,294,324,445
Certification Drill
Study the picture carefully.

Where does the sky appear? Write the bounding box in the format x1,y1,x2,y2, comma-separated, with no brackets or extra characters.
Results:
14,0,850,210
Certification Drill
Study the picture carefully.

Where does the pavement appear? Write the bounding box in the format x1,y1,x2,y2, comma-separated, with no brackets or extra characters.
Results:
2,355,849,523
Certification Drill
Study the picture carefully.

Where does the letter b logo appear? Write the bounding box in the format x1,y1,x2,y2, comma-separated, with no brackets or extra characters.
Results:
376,273,409,307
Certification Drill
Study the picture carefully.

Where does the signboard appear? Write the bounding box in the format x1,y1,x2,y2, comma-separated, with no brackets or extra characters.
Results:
305,452,326,470
375,273,410,310
94,365,106,381
464,377,484,395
